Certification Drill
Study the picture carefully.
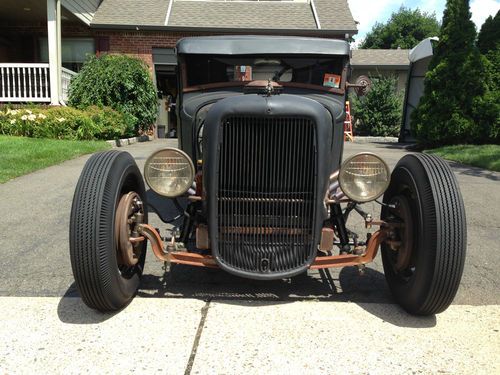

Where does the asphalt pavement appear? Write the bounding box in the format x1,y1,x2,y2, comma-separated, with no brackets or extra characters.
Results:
0,138,499,374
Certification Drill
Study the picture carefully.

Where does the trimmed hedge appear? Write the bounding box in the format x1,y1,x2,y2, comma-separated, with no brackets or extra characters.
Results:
0,106,134,140
68,54,157,134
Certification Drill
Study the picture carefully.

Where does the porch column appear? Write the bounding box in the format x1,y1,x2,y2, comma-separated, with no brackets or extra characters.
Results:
57,0,62,101
47,0,61,105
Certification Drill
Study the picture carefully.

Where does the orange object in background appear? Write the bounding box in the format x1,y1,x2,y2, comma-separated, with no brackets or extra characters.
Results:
344,101,354,142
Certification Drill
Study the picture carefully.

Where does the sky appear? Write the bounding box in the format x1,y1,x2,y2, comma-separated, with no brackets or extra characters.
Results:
349,0,500,44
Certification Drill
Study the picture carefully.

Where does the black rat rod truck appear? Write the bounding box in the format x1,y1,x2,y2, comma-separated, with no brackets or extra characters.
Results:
70,36,466,315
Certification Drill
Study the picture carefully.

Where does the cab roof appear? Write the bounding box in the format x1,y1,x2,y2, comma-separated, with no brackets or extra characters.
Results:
176,35,350,56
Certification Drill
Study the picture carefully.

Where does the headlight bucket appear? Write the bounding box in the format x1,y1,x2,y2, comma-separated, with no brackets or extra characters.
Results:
338,152,390,203
144,148,195,198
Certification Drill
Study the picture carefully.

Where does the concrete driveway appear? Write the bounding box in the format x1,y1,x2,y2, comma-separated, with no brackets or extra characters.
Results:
0,139,499,374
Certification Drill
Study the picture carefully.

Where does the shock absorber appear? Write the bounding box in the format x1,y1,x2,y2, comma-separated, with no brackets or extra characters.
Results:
331,203,350,254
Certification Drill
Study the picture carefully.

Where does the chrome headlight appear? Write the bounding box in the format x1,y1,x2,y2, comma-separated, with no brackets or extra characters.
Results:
144,148,195,198
338,153,390,203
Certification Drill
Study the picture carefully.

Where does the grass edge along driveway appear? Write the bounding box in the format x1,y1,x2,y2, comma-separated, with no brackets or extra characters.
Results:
426,144,500,172
0,135,110,183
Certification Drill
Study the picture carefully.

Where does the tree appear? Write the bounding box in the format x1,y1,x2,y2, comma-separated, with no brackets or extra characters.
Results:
477,11,500,54
69,54,158,134
477,12,500,143
350,76,403,137
411,0,495,146
360,7,440,49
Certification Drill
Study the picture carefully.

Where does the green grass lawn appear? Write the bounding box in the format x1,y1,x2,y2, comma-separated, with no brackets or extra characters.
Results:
426,144,500,172
0,135,111,183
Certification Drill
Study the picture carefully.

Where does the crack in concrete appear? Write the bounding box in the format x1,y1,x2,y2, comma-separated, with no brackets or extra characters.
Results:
184,300,211,375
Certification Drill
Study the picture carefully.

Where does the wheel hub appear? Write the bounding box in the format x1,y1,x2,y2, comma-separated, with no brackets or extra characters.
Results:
387,195,414,272
115,192,145,266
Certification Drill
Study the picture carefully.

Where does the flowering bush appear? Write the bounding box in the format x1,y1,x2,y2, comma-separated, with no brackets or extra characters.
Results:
0,106,134,140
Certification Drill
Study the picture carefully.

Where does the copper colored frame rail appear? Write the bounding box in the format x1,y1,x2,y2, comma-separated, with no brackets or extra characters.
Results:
137,224,387,270
309,230,386,269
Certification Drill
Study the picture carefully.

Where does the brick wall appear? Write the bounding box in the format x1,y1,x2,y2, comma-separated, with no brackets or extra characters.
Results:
102,30,345,72
104,31,199,70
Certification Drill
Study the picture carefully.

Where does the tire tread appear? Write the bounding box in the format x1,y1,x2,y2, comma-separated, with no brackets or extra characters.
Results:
416,153,466,314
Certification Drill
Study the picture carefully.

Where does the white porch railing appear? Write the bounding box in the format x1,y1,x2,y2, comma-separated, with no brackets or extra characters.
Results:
0,63,50,102
0,63,77,103
61,67,77,102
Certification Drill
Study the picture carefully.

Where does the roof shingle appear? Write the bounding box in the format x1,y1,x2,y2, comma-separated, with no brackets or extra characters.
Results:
351,49,410,68
92,0,168,27
314,0,357,32
168,1,316,30
91,0,358,33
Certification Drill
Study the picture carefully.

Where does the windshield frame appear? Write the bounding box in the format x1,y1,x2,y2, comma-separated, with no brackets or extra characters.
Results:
178,54,350,96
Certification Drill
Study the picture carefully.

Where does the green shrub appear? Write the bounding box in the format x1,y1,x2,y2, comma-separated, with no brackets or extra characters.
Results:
41,107,98,140
0,106,132,140
68,54,157,134
350,76,403,137
85,106,135,139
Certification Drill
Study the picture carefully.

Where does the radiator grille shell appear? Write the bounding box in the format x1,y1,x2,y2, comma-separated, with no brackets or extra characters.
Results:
215,116,318,275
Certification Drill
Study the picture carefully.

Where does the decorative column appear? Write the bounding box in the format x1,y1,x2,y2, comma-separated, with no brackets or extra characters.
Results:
47,0,61,105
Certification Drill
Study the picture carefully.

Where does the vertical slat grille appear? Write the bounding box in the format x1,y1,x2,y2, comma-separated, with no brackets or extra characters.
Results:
217,116,317,274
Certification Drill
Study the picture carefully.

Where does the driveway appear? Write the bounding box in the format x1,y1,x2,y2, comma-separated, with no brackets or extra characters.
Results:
0,139,499,374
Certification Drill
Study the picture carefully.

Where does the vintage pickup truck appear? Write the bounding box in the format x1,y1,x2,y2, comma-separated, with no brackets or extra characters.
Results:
70,36,466,315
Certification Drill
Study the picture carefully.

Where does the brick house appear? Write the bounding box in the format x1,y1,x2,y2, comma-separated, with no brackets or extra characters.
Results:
0,0,357,106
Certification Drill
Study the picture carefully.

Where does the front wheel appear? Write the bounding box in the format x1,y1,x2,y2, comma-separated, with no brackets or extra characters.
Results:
381,153,466,315
69,150,148,312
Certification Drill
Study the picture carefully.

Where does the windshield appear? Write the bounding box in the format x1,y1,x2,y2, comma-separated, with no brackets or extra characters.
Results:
184,55,346,90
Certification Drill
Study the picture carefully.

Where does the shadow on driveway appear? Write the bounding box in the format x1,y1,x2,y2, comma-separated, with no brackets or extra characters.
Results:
57,291,120,325
58,265,436,328
447,161,500,181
